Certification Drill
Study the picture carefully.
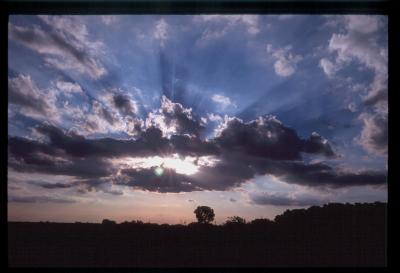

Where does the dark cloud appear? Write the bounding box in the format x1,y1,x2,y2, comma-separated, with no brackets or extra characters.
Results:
160,96,205,137
31,124,169,158
8,136,61,162
33,182,75,189
302,132,336,157
250,192,326,206
252,159,387,188
7,111,386,193
112,93,137,116
9,155,114,179
119,167,197,193
189,159,255,191
8,195,75,204
115,154,256,193
170,134,219,157
215,116,336,160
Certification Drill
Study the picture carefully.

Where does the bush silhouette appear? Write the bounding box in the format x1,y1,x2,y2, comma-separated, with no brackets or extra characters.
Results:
250,218,273,225
102,219,116,225
194,206,215,224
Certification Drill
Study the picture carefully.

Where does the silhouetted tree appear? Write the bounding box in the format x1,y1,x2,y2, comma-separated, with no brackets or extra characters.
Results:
194,206,215,224
225,216,246,225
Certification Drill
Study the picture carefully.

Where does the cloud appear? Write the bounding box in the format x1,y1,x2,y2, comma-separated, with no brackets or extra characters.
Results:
57,88,142,137
357,112,388,155
118,166,197,193
100,15,118,26
9,18,106,79
8,194,75,203
33,182,75,189
76,178,124,195
258,160,387,188
321,16,386,79
277,15,295,20
319,58,338,77
194,15,259,46
250,192,327,206
347,103,358,113
215,116,336,160
8,74,60,122
302,132,336,157
110,93,138,117
267,44,303,77
195,15,260,35
55,80,83,95
146,96,205,137
7,74,132,137
322,15,387,156
212,94,236,110
92,100,119,125
7,101,386,193
170,134,219,157
153,18,168,47
345,15,381,34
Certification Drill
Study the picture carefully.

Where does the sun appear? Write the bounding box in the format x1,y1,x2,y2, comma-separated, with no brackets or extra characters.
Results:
160,156,198,175
114,154,219,176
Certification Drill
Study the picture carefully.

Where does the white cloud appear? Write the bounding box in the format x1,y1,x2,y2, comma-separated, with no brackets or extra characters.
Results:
153,18,168,47
347,102,357,113
345,15,381,34
207,113,223,123
319,58,338,77
8,74,60,122
44,57,106,80
277,15,295,20
322,15,387,155
56,80,83,94
100,15,118,26
145,111,177,137
212,94,236,109
267,44,303,77
320,15,386,79
196,15,260,35
9,17,107,79
194,15,259,45
357,112,388,156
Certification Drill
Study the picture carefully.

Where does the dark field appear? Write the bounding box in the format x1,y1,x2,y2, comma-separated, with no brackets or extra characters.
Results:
8,202,386,267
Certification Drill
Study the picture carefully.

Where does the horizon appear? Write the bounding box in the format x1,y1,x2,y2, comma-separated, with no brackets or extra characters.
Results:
8,15,387,224
8,201,388,225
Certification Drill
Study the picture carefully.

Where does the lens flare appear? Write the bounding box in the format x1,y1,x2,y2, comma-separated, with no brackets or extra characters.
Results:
154,166,164,176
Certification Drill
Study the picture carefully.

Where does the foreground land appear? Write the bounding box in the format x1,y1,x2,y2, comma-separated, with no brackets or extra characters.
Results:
8,202,386,267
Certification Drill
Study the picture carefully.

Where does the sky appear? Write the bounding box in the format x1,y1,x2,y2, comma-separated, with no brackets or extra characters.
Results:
8,15,388,224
